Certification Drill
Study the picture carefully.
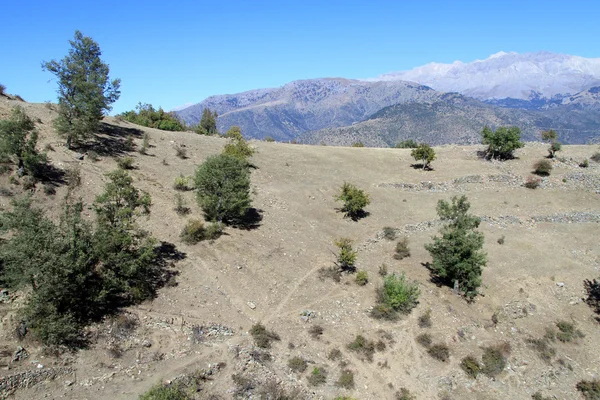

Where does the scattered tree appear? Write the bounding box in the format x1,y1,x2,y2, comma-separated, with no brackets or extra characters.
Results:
195,108,218,135
0,106,47,177
222,126,254,161
335,182,370,220
425,195,487,299
411,143,436,169
42,31,121,149
395,139,419,149
120,103,185,131
334,238,357,272
584,278,600,316
541,129,562,158
194,154,251,224
481,126,524,160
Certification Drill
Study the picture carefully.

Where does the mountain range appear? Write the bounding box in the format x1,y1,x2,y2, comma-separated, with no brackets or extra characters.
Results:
176,52,600,145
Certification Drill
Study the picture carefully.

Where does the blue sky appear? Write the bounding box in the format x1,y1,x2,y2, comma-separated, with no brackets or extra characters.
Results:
1,0,599,114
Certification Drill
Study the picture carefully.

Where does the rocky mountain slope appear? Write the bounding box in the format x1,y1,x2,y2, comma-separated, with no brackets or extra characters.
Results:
376,51,600,101
175,78,440,140
299,92,600,147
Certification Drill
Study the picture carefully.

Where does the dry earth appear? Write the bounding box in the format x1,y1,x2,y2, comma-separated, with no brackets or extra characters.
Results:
1,97,599,399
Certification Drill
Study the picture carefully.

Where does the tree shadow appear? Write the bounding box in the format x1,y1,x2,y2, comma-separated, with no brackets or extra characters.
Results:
476,149,518,161
37,162,66,186
230,208,263,230
410,163,434,171
78,123,143,157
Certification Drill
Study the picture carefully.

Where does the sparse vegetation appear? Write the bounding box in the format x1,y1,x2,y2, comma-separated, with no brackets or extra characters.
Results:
175,145,187,159
425,195,487,299
555,320,584,342
174,174,191,191
527,337,556,363
533,159,552,176
541,129,561,158
524,175,542,189
335,182,370,220
481,344,509,377
309,324,324,339
395,139,419,149
411,143,436,169
427,343,450,362
352,141,364,147
378,263,388,277
42,31,120,149
138,383,188,400
250,323,280,348
264,136,275,142
418,309,432,328
460,355,482,378
174,193,190,215
382,226,396,240
481,125,524,160
117,156,135,169
395,388,416,400
222,126,254,161
532,391,553,400
307,367,327,386
347,335,376,362
580,159,590,168
328,348,342,361
140,132,150,154
180,219,222,244
393,237,410,260
591,152,600,163
576,379,600,400
355,270,368,285
336,369,355,389
416,333,432,348
120,103,185,131
334,238,357,272
287,356,308,373
65,165,81,188
194,154,252,224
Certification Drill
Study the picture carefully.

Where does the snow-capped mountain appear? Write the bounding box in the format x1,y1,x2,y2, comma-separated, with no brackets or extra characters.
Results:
374,51,600,100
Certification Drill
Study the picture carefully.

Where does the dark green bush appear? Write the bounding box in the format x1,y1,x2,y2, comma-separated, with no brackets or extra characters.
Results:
120,103,185,131
584,278,600,315
194,154,251,224
335,182,370,220
395,139,419,149
394,237,410,260
481,125,524,160
411,143,436,169
372,273,420,319
334,238,357,271
460,355,482,378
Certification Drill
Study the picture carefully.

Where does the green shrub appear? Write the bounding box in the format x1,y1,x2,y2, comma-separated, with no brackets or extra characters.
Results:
382,226,396,240
22,176,36,190
180,220,222,244
555,320,584,342
250,323,280,349
347,335,376,362
411,143,436,169
264,136,275,142
576,379,600,400
174,193,190,215
336,369,355,389
117,156,135,169
378,263,388,276
394,237,410,260
580,159,589,168
335,182,370,220
481,344,509,377
395,388,416,400
532,391,553,400
222,126,254,161
372,273,420,318
139,133,150,154
334,238,357,271
174,174,190,191
527,337,556,363
287,356,307,373
395,139,419,149
548,141,562,158
352,141,364,147
481,125,524,160
138,383,188,400
460,355,482,378
195,109,218,135
533,159,552,176
194,154,251,224
355,270,368,286
425,195,486,299
65,165,81,187
307,367,327,386
427,343,450,362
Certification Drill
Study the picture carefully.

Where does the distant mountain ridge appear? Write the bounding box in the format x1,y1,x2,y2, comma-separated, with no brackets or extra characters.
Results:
176,51,600,144
375,51,600,101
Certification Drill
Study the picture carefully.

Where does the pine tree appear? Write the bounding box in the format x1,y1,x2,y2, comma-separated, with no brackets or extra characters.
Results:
42,31,120,149
0,106,46,176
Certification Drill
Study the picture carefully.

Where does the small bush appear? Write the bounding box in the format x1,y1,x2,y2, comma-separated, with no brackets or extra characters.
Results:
555,320,584,342
307,367,327,386
460,355,482,378
309,324,324,339
174,174,190,191
22,176,36,190
328,348,342,361
527,338,556,363
174,193,190,215
352,141,364,147
481,344,508,377
418,309,432,328
497,235,505,245
65,165,81,187
355,270,368,286
318,266,341,282
382,226,396,240
335,182,370,220
372,273,420,318
117,156,135,170
576,379,600,400
264,136,275,142
580,159,590,168
532,391,553,400
125,136,135,151
393,237,410,260
590,152,600,163
138,383,188,400
416,333,432,348
395,388,416,400
524,175,541,189
0,83,6,95
378,263,388,277
139,133,150,155
336,369,355,389
175,145,187,159
334,238,357,271
287,356,307,373
533,159,552,176
347,335,376,362
180,220,222,244
250,323,280,349
584,278,600,315
427,343,450,362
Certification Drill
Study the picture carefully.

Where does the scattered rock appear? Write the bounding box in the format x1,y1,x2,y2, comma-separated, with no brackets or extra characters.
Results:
74,153,85,160
556,282,565,287
142,340,152,348
247,301,256,310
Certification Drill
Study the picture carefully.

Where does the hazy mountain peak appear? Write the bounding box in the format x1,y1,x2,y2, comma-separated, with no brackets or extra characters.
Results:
374,51,600,100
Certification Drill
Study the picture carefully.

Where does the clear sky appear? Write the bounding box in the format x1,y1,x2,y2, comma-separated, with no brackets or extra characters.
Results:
1,0,599,114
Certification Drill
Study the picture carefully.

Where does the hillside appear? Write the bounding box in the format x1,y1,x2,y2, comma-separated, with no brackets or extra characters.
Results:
1,98,600,400
299,93,600,147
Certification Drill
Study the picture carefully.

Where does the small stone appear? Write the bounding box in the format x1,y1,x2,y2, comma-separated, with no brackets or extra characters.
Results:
247,302,256,310
65,380,74,386
142,340,152,348
74,153,85,160
37,363,44,369
556,282,565,287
